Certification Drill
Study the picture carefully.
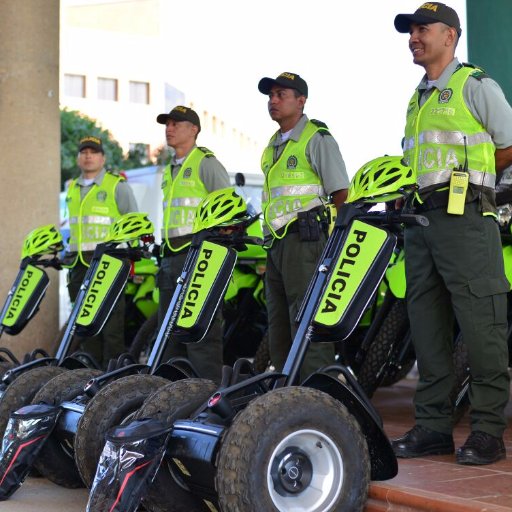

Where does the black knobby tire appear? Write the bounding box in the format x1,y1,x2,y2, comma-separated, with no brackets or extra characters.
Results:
357,299,411,397
74,374,169,488
252,330,270,373
216,387,370,512
0,366,66,435
129,312,158,362
0,361,14,380
450,332,471,424
31,368,104,488
133,378,217,512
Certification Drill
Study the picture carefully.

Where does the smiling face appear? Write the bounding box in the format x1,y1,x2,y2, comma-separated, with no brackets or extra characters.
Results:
408,22,457,78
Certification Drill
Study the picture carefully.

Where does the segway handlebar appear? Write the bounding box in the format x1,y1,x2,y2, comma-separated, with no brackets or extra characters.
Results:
358,211,429,228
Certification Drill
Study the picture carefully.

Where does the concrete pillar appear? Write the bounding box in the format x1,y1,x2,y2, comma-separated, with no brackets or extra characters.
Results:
0,1,60,359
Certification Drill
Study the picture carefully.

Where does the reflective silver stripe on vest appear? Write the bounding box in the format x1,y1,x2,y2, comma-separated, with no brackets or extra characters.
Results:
417,169,496,190
69,215,114,225
161,226,193,239
267,197,325,231
163,197,203,209
262,184,325,202
68,242,99,252
403,130,493,151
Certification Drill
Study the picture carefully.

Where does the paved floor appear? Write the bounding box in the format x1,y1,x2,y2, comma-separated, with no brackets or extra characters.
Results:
4,375,512,512
367,376,512,511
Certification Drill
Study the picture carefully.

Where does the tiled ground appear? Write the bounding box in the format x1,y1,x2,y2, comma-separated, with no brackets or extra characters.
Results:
367,376,512,511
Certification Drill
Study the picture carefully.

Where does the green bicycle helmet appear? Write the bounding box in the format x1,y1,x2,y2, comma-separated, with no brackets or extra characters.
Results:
347,156,416,204
105,212,154,243
192,187,248,233
21,224,64,258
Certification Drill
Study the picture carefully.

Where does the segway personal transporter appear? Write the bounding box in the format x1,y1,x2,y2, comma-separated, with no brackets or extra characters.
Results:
0,188,263,496
0,224,64,378
0,212,155,439
86,156,427,512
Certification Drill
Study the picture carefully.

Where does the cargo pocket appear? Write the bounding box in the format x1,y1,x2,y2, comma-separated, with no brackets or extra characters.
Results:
468,276,510,325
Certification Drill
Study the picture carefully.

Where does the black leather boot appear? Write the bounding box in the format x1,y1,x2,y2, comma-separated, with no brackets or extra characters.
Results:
392,425,454,458
456,431,506,465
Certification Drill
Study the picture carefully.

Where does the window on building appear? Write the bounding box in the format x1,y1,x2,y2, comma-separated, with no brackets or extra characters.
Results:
64,74,86,98
129,81,150,104
98,77,118,101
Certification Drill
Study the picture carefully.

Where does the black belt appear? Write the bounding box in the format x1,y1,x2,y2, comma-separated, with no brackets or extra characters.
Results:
414,190,450,212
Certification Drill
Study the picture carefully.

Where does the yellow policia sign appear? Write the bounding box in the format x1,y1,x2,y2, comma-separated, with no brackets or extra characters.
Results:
2,265,46,327
314,220,388,327
177,241,229,329
76,254,124,326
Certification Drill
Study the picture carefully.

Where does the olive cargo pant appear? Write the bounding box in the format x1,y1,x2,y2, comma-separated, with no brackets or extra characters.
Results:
265,231,335,380
157,251,223,384
405,202,510,437
68,261,126,369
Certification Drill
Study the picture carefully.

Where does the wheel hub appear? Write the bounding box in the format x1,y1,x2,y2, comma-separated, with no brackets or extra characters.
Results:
272,446,313,495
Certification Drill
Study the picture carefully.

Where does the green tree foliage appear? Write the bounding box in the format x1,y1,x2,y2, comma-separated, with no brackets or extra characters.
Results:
60,108,124,189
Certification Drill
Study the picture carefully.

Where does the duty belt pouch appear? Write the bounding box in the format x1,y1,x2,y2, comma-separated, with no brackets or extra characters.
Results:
87,418,171,512
0,404,61,500
297,211,320,241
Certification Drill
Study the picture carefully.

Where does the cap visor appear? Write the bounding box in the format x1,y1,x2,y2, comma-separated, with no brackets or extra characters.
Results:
394,13,438,33
156,113,170,124
258,77,276,94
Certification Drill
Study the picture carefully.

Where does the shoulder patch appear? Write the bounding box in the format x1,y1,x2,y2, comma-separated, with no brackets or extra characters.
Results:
197,146,214,157
310,119,331,136
470,69,489,81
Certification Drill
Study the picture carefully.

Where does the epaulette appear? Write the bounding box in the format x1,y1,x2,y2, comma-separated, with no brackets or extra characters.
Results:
107,169,125,180
310,119,331,136
462,62,489,80
197,146,214,157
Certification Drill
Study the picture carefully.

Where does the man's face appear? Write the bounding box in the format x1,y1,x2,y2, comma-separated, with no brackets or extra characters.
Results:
408,22,454,67
77,148,105,176
165,119,197,149
267,86,305,124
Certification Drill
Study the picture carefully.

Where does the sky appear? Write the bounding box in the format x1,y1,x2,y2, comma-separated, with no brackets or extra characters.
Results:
160,0,468,177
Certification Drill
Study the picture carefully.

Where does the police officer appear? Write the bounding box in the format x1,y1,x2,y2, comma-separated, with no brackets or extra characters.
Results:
65,135,138,367
156,106,230,383
392,2,512,465
258,72,350,378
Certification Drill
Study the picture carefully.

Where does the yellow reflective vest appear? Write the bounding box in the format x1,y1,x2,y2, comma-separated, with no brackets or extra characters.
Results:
66,171,123,267
404,65,496,197
261,120,326,239
161,147,210,252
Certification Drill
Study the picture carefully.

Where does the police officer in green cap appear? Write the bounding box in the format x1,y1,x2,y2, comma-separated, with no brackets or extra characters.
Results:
392,2,512,465
155,106,230,383
65,135,138,367
258,72,350,378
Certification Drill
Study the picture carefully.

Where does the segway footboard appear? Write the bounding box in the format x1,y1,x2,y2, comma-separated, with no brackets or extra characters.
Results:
1,265,50,336
312,219,396,342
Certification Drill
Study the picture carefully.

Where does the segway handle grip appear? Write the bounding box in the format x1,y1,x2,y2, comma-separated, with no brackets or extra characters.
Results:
396,213,429,227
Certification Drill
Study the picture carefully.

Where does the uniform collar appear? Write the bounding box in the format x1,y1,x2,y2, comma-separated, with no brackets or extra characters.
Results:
172,145,197,166
77,168,106,186
418,58,460,93
273,114,309,146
